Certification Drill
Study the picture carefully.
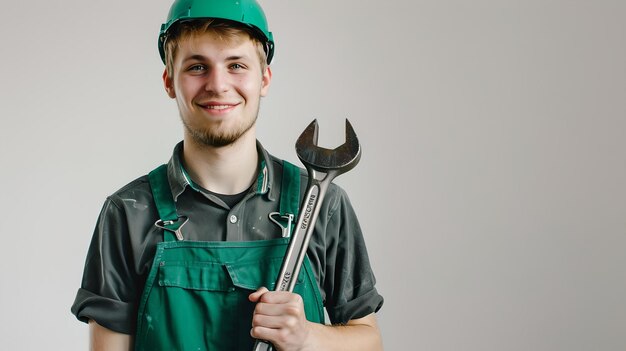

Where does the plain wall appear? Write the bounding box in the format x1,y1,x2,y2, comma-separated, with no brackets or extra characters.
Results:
0,0,625,350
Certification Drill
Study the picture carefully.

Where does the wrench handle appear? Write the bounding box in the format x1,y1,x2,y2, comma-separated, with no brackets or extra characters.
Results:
252,340,273,351
275,175,329,292
250,171,335,351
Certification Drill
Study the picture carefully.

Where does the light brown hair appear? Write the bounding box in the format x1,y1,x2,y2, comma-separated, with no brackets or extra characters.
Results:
163,19,268,77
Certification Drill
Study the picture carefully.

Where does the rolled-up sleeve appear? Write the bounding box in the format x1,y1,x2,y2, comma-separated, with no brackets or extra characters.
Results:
71,197,140,334
323,186,384,324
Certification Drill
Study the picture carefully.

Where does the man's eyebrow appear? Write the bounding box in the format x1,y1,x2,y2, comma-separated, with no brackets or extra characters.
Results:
225,55,249,61
182,54,207,63
181,54,250,62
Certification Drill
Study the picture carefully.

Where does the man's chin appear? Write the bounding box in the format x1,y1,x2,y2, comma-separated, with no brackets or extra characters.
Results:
191,132,239,148
183,117,257,149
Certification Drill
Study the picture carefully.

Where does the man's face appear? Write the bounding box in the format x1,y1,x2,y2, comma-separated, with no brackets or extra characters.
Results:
164,32,271,148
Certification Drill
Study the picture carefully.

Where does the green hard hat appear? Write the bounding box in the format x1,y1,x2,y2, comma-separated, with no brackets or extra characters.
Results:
158,0,275,64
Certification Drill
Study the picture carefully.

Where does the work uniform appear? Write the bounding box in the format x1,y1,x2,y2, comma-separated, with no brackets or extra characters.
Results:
71,141,383,348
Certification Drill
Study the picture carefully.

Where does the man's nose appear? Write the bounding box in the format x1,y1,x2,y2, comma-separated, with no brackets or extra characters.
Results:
204,67,228,93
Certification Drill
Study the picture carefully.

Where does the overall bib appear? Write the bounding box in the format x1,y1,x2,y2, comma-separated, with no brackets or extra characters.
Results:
134,162,325,351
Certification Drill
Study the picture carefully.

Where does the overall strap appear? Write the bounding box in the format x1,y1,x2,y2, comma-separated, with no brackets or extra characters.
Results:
148,164,181,242
149,165,177,221
280,160,301,218
278,160,301,232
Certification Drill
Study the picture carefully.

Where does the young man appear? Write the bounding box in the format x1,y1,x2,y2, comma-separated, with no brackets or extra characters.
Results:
71,1,384,350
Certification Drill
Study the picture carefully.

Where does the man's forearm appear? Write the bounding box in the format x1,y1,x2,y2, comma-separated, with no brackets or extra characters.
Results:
304,314,383,351
89,320,132,351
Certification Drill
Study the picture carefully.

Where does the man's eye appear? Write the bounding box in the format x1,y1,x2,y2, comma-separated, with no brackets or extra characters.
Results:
188,65,206,72
230,63,244,70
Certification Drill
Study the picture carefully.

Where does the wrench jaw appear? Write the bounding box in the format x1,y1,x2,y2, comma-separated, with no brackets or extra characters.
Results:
295,119,362,176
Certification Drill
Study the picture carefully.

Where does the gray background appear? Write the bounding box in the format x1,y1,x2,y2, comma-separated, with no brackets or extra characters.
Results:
1,0,625,350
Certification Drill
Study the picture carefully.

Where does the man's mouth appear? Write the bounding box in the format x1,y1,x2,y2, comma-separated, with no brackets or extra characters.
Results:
197,102,239,112
205,104,232,110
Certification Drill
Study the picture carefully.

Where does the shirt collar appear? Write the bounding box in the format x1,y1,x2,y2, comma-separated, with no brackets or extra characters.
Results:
166,140,278,202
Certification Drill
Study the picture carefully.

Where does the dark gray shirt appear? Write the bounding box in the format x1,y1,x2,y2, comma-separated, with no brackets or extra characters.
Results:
71,141,383,334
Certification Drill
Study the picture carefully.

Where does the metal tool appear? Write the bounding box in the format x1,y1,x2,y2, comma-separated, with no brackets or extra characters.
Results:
269,212,295,238
154,216,189,241
253,119,361,351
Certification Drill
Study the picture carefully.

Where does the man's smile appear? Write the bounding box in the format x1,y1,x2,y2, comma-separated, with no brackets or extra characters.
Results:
196,101,240,114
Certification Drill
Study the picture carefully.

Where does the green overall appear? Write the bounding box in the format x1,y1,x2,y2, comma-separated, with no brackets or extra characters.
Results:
134,162,325,351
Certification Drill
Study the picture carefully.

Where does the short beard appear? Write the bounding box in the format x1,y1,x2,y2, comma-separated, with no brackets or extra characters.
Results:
182,114,258,148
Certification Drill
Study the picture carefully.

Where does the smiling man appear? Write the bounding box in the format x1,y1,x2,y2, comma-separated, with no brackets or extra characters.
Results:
71,1,384,350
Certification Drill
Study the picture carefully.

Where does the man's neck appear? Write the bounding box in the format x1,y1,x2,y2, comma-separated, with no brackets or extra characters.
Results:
182,130,259,195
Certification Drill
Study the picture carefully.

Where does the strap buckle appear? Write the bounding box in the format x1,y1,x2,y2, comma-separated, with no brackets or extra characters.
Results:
269,212,294,238
154,216,189,241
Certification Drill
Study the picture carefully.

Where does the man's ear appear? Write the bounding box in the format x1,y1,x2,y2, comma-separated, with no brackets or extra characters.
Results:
260,66,272,97
163,69,176,98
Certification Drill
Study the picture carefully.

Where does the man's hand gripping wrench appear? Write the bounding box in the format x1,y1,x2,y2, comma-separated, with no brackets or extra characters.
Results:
253,119,362,351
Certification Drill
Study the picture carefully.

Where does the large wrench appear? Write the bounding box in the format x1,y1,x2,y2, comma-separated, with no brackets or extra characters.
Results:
253,119,361,351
